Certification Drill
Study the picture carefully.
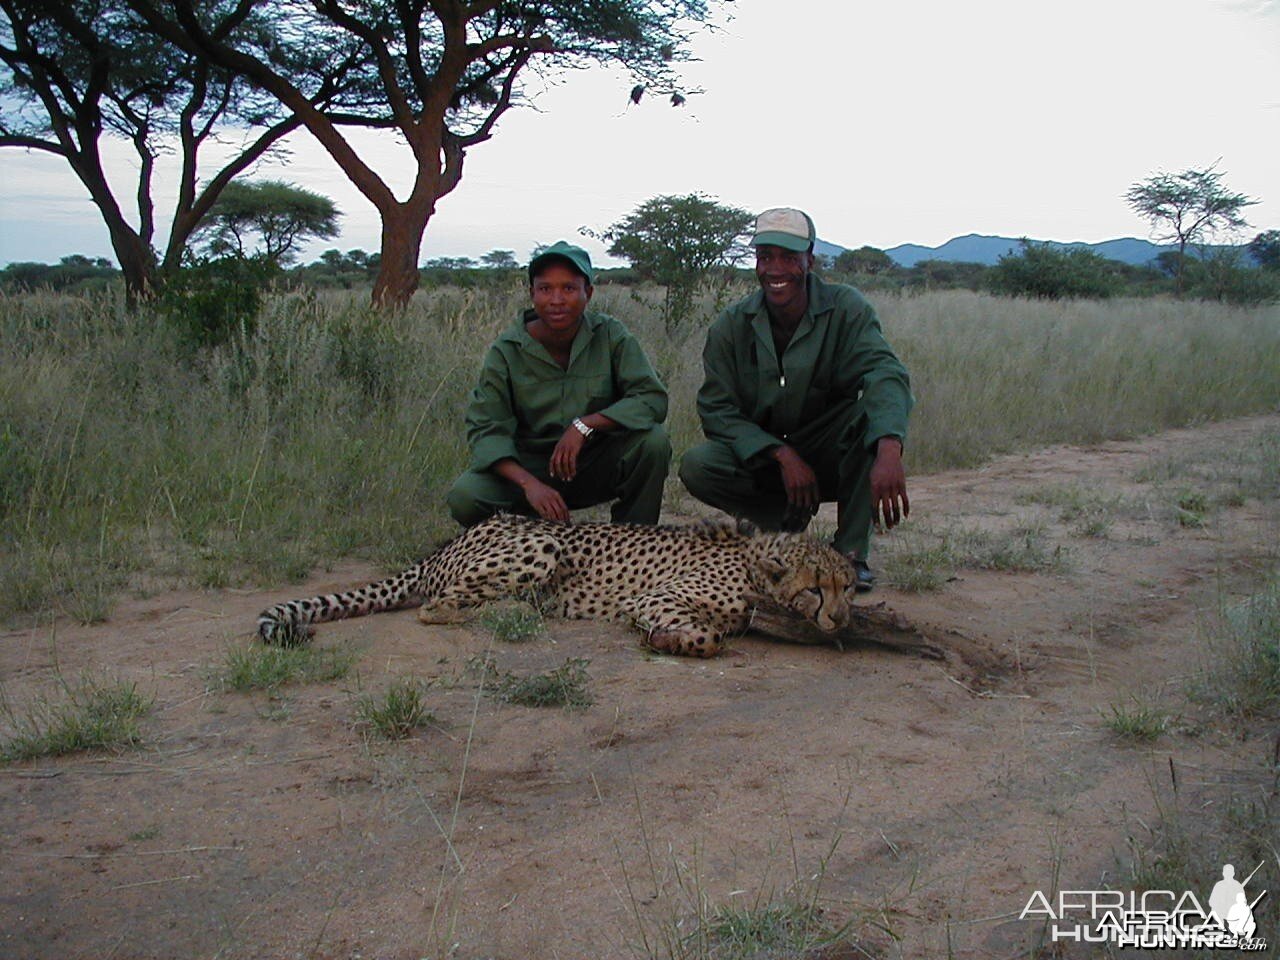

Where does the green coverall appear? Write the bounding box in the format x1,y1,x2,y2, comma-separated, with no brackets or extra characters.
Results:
679,275,913,558
448,309,670,525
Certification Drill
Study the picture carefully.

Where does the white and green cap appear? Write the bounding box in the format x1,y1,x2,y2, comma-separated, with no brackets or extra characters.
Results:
750,207,816,252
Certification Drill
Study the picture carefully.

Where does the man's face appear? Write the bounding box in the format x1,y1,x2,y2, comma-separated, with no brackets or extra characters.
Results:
755,244,813,314
530,262,592,333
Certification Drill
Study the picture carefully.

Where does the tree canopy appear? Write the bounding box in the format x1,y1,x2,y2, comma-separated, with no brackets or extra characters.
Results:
194,179,340,265
129,0,718,307
480,249,518,270
0,0,325,300
1125,164,1257,296
594,192,752,332
833,246,894,276
1248,230,1280,271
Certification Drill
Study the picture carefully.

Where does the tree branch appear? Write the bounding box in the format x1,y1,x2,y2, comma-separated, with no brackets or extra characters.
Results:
162,112,302,271
315,0,417,130
130,0,399,212
0,132,66,154
451,47,529,148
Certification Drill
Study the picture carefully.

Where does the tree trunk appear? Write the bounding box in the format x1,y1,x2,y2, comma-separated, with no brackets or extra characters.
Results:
1175,238,1187,298
371,206,430,309
107,224,157,309
63,148,155,308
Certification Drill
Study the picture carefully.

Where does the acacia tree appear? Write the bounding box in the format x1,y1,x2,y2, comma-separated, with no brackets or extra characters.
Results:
834,246,894,277
1248,230,1280,271
1124,164,1257,296
594,192,752,333
193,179,340,264
480,249,517,269
129,0,715,308
0,0,332,301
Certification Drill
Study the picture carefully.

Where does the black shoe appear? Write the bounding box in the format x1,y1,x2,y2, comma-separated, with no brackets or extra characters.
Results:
848,557,875,593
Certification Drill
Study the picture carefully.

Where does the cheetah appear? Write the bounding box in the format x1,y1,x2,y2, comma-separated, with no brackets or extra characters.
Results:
257,514,855,657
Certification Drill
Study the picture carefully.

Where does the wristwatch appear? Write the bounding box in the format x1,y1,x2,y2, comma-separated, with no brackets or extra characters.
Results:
572,417,594,439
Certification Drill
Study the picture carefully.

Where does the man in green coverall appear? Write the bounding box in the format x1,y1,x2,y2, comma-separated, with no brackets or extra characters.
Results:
447,241,671,526
679,208,914,591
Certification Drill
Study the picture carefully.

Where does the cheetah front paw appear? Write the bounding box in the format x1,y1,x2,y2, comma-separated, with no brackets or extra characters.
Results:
644,628,722,658
416,602,473,625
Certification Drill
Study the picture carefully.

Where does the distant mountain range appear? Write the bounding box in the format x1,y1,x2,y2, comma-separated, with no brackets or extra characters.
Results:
814,234,1188,268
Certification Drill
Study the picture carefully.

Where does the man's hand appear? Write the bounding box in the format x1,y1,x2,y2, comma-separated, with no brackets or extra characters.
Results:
493,458,571,523
870,437,909,530
522,478,571,523
549,425,587,482
772,444,820,511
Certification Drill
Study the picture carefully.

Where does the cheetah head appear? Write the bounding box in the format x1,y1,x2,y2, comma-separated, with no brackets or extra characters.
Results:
756,536,853,631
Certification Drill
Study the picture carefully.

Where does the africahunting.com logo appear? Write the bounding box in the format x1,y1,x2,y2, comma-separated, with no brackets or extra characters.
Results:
1021,861,1268,950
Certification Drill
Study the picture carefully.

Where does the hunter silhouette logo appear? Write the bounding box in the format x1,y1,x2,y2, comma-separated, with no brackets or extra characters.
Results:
1208,863,1265,940
1020,860,1268,949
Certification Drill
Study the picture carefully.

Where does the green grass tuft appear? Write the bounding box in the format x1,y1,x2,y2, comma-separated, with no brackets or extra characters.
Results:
879,538,954,593
353,677,435,739
1173,490,1210,527
491,657,593,709
696,900,847,958
1101,701,1169,742
950,521,1065,572
1,674,153,763
478,601,545,643
1016,482,1126,538
210,642,357,693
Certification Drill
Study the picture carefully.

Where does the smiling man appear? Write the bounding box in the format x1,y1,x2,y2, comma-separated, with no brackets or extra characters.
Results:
678,208,914,591
447,241,670,526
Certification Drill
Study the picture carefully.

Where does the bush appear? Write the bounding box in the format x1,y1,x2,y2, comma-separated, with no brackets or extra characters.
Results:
987,240,1121,300
157,256,280,349
0,255,119,295
1185,249,1280,305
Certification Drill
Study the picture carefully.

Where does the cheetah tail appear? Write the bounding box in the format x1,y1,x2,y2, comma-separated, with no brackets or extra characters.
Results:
256,567,424,645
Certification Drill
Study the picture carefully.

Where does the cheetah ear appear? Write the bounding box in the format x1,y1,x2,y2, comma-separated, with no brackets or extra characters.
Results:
760,554,788,581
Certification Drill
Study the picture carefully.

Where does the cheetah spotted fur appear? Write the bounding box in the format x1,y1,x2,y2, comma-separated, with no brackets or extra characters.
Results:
257,514,855,657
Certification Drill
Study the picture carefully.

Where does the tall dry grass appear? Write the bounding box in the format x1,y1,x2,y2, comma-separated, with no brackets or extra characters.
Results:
1,281,1277,623
880,289,1280,471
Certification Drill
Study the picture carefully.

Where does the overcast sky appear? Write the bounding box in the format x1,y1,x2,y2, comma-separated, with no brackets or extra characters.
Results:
1,0,1277,267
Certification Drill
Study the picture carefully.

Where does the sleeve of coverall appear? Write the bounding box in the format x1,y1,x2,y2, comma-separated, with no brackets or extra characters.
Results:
464,346,522,472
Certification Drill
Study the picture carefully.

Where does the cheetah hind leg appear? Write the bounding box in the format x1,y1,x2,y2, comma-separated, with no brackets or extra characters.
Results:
416,531,562,625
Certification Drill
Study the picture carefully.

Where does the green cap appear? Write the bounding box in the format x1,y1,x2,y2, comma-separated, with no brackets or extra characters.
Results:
751,207,816,253
528,241,595,285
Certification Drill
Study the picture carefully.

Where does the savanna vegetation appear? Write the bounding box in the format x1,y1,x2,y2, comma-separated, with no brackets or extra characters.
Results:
2,281,1277,629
